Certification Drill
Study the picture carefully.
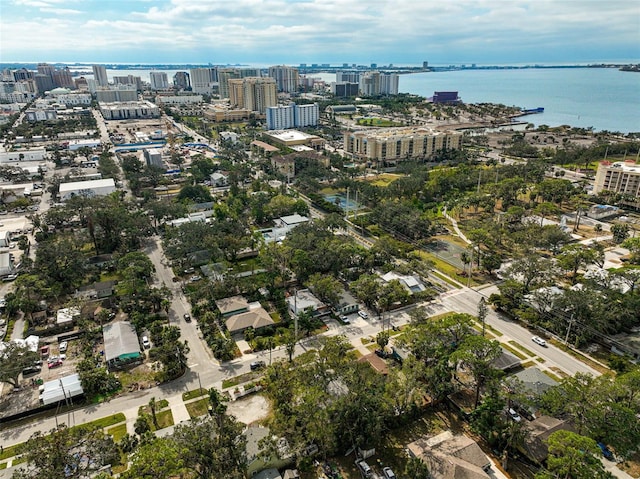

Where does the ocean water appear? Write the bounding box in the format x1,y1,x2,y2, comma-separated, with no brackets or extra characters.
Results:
74,66,639,133
399,68,640,133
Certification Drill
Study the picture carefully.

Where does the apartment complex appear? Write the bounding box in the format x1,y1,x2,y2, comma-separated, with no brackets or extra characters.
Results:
173,71,190,90
594,161,640,199
228,77,277,114
344,127,462,163
265,103,319,130
268,65,299,93
359,71,399,96
99,100,161,120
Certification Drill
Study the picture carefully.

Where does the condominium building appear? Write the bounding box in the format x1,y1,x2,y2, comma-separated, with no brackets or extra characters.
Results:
113,75,143,91
173,71,190,90
265,103,319,130
190,68,216,94
218,68,261,98
593,161,640,199
99,100,160,120
228,77,276,114
92,65,109,87
95,87,138,103
336,71,360,83
268,65,299,93
344,127,462,163
149,72,169,90
331,82,359,97
359,71,398,96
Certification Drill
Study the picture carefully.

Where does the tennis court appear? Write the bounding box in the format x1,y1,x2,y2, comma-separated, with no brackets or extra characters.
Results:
422,238,468,269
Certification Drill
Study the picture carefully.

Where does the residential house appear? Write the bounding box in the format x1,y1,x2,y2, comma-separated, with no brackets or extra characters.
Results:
210,172,229,187
335,288,359,315
287,289,328,317
74,280,116,300
216,295,250,317
381,271,426,294
520,416,575,464
225,306,275,335
407,431,492,479
56,307,80,326
103,321,143,370
245,425,293,477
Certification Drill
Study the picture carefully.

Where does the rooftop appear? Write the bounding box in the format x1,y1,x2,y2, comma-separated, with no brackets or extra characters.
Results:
265,130,318,142
225,306,275,333
216,295,250,316
59,178,115,193
600,160,640,172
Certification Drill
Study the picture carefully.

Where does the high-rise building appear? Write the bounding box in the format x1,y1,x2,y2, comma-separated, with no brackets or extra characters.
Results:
218,68,261,98
190,68,215,94
173,71,190,90
336,71,360,83
331,82,359,97
149,72,169,90
593,161,640,199
266,103,319,130
34,74,55,94
380,73,399,95
37,63,56,77
359,71,398,96
268,65,299,93
52,67,75,89
92,65,109,87
12,68,32,81
229,77,276,114
113,75,143,91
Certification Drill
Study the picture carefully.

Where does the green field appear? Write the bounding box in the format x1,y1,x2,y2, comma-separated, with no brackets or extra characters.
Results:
356,117,404,127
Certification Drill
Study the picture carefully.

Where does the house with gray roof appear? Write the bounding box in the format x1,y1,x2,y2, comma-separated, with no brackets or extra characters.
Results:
103,321,142,370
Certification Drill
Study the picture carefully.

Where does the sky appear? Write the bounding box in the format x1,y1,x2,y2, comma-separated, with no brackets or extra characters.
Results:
1,0,639,65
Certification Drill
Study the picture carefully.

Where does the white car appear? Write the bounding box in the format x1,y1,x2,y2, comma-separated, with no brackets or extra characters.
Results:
59,341,68,353
532,336,547,347
358,310,369,319
142,336,151,349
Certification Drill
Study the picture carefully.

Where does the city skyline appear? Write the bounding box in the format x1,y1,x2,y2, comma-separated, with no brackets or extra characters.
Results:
1,0,639,65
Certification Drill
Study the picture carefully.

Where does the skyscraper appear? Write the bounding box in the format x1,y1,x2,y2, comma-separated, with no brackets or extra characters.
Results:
92,65,109,87
190,68,215,94
268,65,299,93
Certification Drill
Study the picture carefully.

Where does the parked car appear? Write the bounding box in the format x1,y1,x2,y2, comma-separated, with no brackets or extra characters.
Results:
184,313,192,322
597,442,614,461
355,459,373,478
382,467,397,479
339,315,350,324
48,358,63,369
250,360,266,371
532,336,547,347
142,336,151,349
2,274,18,282
508,408,522,422
358,310,369,319
59,341,68,353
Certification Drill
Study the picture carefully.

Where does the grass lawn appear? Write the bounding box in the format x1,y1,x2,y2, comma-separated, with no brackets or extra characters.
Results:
432,234,470,249
364,173,403,188
549,339,610,374
138,399,169,416
356,117,404,127
470,323,496,339
507,340,535,357
0,462,6,469
150,410,174,431
68,413,126,432
185,398,210,419
500,343,528,360
618,450,640,478
414,250,487,286
549,366,569,379
107,423,127,442
222,371,261,389
536,357,546,363
183,388,207,401
0,443,23,461
366,343,379,352
521,360,536,368
115,368,157,390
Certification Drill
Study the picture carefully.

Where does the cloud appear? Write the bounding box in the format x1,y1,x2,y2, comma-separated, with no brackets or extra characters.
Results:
1,0,639,63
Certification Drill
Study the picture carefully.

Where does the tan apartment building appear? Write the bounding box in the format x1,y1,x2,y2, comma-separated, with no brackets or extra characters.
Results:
344,127,462,164
203,105,251,122
228,77,277,114
593,160,640,199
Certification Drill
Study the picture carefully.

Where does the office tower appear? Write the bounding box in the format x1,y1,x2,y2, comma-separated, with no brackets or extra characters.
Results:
173,71,190,90
336,71,360,83
149,72,169,90
92,65,109,87
229,77,276,114
331,82,359,97
268,65,299,93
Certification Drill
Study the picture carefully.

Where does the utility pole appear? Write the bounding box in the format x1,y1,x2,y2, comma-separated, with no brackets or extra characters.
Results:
564,314,575,345
478,297,487,337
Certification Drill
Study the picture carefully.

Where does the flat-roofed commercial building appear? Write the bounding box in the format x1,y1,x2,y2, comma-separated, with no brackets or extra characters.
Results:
263,130,325,150
594,161,640,199
99,100,160,120
344,127,462,164
59,178,116,201
203,106,251,122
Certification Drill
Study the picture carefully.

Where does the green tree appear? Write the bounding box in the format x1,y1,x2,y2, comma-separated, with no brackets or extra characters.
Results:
537,430,613,479
13,425,120,479
611,223,630,244
122,436,183,479
0,342,39,388
307,273,342,307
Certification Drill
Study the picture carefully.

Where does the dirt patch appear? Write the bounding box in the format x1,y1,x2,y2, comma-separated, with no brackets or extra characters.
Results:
619,450,640,478
226,394,269,425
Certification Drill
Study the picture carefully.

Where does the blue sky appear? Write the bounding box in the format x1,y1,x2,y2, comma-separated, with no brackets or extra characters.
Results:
1,0,639,65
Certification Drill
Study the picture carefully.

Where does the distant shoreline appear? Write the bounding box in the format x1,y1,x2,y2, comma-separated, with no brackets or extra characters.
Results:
0,62,638,74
